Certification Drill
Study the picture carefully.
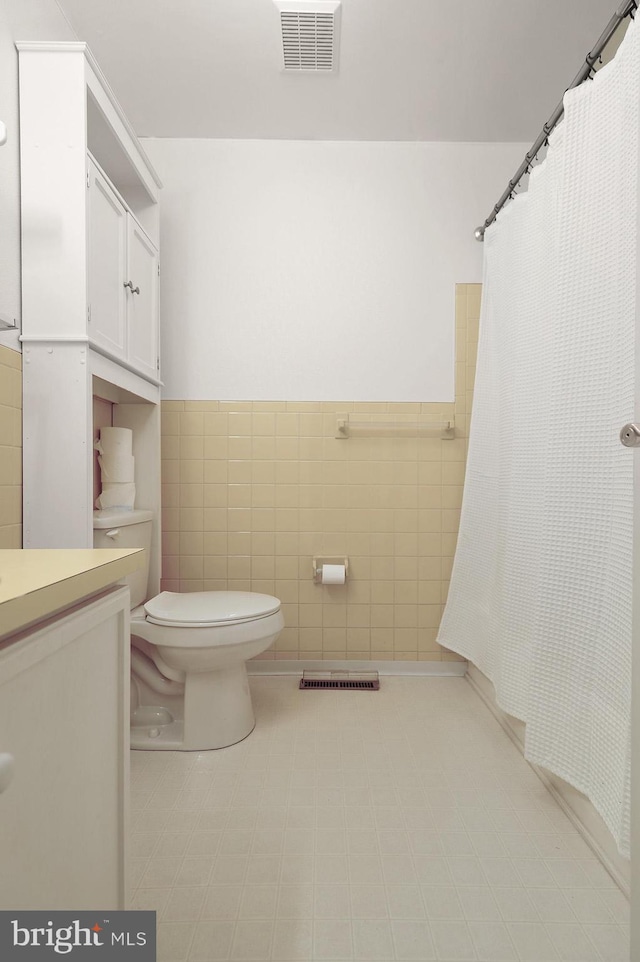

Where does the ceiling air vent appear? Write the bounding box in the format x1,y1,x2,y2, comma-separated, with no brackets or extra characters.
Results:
274,1,341,73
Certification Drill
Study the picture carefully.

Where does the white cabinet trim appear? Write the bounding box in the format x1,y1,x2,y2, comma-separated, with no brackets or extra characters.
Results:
16,42,162,195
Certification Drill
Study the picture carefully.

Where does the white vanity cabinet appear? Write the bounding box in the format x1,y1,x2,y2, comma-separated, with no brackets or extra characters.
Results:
0,549,143,909
87,158,159,381
0,588,130,909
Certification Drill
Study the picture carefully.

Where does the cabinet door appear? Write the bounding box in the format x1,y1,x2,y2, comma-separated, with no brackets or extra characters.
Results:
87,160,127,359
126,216,159,382
0,589,130,909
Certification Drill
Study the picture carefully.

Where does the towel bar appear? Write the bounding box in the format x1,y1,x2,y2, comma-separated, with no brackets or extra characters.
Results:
335,417,455,440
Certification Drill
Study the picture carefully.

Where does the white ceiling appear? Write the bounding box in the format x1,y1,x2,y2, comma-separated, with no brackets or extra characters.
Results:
54,0,620,141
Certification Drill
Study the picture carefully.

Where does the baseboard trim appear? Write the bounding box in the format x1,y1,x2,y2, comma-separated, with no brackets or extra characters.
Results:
465,664,630,898
248,659,467,677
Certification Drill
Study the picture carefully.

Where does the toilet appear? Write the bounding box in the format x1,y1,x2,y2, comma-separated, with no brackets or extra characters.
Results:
93,509,283,751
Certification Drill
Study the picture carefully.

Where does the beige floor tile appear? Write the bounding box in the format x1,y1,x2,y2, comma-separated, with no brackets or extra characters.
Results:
129,677,629,962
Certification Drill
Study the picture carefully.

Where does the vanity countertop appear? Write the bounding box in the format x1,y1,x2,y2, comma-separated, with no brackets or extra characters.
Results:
0,548,144,640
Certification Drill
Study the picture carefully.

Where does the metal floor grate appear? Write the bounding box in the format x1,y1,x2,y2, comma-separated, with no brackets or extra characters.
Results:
299,671,380,691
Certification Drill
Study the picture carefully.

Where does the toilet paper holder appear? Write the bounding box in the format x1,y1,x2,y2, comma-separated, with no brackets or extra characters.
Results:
313,557,349,583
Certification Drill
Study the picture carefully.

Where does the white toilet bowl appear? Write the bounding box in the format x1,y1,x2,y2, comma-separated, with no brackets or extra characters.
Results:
130,591,283,750
93,509,283,751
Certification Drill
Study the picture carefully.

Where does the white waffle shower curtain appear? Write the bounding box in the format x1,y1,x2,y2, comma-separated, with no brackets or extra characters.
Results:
438,15,638,856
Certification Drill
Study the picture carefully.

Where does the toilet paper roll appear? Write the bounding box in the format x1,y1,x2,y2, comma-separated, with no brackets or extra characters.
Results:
98,453,135,483
98,427,133,454
95,481,136,510
320,564,346,585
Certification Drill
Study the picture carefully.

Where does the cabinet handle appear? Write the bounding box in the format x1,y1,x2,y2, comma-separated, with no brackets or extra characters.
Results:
123,280,140,295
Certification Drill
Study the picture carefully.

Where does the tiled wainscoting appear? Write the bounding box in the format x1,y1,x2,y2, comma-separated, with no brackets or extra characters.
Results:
0,344,22,547
160,285,480,662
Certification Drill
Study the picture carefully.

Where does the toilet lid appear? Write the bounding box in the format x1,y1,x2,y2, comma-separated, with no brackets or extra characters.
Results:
143,591,281,628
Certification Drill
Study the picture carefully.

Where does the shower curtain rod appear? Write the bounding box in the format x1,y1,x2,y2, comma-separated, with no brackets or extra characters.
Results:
475,0,637,241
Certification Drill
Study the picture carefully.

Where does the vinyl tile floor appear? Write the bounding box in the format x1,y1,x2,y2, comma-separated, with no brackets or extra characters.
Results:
129,676,630,962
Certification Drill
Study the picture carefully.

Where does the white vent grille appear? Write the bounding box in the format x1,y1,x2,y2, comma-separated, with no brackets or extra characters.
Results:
275,1,341,73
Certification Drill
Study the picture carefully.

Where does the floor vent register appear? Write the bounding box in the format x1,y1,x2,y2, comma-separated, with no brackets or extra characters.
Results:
299,671,380,691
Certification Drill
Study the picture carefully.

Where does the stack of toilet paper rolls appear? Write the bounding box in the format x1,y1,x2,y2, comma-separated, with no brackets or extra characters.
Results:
95,427,136,510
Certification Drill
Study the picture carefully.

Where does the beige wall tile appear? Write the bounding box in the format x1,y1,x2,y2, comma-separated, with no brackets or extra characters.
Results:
322,628,346,650
203,507,228,531
0,485,21,527
204,486,228,509
0,405,20,447
275,580,299,603
418,581,441,605
180,460,204,484
298,627,321,650
228,412,252,436
0,446,21,486
276,556,298,579
228,460,252,484
159,282,478,661
163,530,180,555
394,582,418,605
229,556,251,579
180,412,204,436
184,400,218,412
252,437,275,459
299,604,322,627
220,400,253,412
418,558,442,581
226,437,250,459
204,556,228,580
371,629,393,652
203,435,228,460
0,524,22,548
203,412,228,435
161,412,180,436
161,435,181,460
180,483,204,507
204,460,228,483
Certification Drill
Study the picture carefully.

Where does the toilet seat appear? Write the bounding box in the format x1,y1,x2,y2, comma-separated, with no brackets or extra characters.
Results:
143,590,281,628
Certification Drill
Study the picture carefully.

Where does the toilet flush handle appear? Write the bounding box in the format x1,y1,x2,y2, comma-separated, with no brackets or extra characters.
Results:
105,529,120,539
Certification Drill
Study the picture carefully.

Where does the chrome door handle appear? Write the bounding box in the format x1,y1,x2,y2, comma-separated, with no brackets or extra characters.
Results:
620,423,640,447
123,281,140,295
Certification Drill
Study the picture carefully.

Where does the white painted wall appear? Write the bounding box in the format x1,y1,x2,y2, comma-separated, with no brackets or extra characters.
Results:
0,0,76,351
144,139,526,401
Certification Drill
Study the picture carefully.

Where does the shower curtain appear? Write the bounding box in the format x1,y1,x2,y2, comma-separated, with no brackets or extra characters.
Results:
438,15,638,856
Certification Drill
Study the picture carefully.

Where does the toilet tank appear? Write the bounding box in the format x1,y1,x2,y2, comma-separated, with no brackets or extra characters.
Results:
93,508,153,608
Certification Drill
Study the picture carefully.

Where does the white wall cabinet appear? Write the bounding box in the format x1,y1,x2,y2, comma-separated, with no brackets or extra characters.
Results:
88,158,159,381
19,42,162,567
126,216,160,381
87,159,128,359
